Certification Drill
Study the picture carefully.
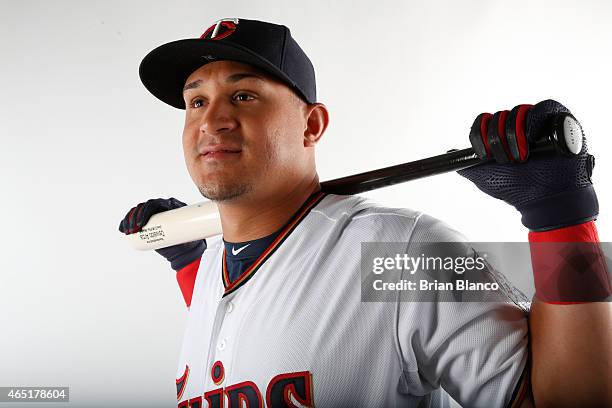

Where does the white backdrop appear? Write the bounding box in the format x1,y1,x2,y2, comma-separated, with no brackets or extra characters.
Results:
1,0,611,406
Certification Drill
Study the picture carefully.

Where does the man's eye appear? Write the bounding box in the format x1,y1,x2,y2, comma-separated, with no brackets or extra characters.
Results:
234,93,255,102
191,99,205,108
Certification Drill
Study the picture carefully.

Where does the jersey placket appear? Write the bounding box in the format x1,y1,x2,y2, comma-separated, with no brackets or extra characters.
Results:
203,293,238,391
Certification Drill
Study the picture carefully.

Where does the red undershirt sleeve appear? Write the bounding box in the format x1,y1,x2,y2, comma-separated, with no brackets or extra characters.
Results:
176,257,201,307
528,221,611,303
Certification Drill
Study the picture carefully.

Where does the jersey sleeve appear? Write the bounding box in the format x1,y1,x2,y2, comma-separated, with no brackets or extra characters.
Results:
176,257,201,307
396,213,530,407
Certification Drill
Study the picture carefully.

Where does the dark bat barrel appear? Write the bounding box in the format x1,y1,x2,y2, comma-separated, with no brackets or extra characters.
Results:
321,148,480,195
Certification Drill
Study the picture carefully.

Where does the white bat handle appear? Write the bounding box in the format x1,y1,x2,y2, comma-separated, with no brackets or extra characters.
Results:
124,201,222,250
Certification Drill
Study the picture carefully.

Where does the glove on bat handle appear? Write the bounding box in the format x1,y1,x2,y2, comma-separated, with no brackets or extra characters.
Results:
124,112,582,250
320,112,582,194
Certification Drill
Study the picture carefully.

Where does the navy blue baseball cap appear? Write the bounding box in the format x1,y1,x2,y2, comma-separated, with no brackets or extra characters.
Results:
139,18,317,109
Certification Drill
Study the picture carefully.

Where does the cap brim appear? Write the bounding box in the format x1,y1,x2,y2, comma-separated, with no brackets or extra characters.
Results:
139,39,300,109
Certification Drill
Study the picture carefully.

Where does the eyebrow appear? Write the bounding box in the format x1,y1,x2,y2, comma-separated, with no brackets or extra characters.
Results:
183,73,266,93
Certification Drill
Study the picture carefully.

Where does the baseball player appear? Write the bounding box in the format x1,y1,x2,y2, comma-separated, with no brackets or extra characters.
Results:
119,18,611,407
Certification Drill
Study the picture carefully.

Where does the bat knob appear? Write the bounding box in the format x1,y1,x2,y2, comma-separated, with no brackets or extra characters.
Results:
553,113,583,155
531,112,584,157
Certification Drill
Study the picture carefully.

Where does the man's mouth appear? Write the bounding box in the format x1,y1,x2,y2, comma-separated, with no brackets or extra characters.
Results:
202,148,242,160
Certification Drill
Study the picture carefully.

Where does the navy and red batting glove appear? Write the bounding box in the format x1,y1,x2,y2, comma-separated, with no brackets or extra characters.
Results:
118,197,206,271
458,99,598,231
459,99,611,302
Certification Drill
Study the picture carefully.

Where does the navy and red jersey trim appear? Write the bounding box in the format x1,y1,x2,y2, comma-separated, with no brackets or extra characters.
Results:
176,365,190,401
221,191,326,296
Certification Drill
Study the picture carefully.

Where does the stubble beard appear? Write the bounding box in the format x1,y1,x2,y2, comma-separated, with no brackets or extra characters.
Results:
197,180,253,202
193,131,280,202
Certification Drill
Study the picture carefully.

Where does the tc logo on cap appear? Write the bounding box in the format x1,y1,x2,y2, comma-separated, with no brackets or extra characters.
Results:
200,18,239,40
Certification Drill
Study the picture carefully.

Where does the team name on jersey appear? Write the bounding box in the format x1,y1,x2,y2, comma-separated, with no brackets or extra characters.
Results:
177,362,314,408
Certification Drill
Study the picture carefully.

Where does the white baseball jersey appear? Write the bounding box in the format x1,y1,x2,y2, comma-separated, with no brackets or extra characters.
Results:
175,192,530,408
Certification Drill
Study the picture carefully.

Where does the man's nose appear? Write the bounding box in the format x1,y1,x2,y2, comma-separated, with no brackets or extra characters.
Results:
199,99,238,135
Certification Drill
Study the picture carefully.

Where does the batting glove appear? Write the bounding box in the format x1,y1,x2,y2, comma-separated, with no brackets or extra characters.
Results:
458,99,598,231
118,197,206,270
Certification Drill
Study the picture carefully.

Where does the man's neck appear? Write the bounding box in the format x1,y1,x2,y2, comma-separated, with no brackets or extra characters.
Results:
217,176,321,242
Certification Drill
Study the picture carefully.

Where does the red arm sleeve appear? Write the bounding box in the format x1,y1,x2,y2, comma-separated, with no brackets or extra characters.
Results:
528,221,611,303
176,257,201,307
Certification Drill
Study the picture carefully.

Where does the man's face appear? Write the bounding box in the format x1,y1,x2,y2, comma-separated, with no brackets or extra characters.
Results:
182,60,313,202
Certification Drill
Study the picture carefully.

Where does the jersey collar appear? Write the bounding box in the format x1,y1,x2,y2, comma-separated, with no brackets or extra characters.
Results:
221,191,326,296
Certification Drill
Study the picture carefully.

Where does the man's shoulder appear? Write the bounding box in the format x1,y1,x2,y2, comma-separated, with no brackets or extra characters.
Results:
312,194,467,242
315,193,420,220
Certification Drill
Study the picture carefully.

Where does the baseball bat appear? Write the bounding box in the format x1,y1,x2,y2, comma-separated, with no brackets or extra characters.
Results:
124,112,583,250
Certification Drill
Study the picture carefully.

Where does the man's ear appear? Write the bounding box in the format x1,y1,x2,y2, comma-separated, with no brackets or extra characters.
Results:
303,103,329,147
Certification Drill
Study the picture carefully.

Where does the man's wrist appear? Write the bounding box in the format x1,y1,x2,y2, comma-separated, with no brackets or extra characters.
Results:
528,221,612,303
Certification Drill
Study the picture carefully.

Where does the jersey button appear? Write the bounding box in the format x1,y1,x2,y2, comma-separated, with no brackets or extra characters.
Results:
218,339,227,351
226,302,234,313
